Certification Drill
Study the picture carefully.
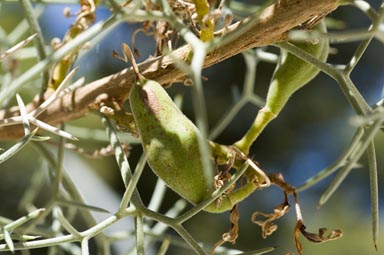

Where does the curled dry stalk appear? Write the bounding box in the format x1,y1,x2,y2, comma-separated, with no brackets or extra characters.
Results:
266,174,342,255
211,172,343,255
210,204,240,254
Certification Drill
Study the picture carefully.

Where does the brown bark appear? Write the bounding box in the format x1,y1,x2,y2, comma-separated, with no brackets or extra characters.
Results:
0,0,339,140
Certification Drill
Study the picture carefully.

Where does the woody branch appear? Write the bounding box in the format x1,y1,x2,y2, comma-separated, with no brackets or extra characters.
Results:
0,0,338,140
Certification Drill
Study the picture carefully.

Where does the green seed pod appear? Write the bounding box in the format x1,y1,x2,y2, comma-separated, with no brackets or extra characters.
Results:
235,20,329,154
129,79,214,207
265,21,329,115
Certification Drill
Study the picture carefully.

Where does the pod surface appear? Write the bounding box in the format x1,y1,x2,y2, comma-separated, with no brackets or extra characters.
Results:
129,80,213,205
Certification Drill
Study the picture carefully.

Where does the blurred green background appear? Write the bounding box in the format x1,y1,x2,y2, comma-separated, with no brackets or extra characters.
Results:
1,1,384,254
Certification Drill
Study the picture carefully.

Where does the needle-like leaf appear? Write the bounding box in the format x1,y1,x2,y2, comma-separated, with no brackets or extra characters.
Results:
0,33,37,61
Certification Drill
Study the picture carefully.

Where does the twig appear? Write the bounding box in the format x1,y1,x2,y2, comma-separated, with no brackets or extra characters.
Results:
19,0,49,97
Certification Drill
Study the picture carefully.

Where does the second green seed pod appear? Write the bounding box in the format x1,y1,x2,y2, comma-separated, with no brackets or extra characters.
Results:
129,79,214,207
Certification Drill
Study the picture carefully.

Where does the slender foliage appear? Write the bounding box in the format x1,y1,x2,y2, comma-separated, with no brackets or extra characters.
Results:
0,0,383,254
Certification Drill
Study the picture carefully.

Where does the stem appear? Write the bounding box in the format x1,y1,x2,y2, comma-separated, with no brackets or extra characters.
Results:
209,50,264,140
135,213,145,255
81,237,90,255
296,127,365,192
171,225,208,255
209,97,247,140
119,152,147,213
318,116,384,206
19,0,49,98
139,207,208,254
0,235,76,252
100,114,144,211
367,142,379,251
335,74,371,115
234,107,276,154
147,178,167,212
53,124,65,197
